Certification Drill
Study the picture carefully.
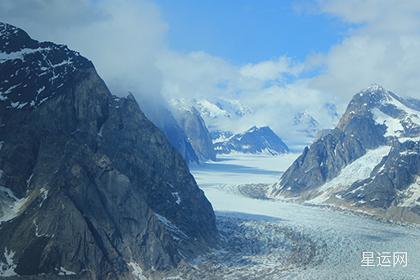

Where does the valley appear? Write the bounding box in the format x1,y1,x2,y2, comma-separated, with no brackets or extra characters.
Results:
181,154,420,280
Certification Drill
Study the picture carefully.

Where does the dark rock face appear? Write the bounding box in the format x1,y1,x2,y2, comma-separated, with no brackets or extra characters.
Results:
0,22,218,279
273,84,420,223
171,105,216,161
277,128,366,194
339,140,420,211
274,86,395,197
138,98,199,164
214,126,289,155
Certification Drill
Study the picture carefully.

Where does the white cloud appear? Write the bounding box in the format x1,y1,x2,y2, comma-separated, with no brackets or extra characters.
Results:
240,57,303,81
310,0,420,101
157,51,239,99
1,0,420,146
0,0,167,99
319,0,420,29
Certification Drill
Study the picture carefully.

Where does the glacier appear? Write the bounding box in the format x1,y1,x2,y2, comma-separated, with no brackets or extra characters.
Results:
183,153,420,280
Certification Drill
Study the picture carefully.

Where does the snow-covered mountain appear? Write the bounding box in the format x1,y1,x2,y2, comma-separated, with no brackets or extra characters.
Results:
170,97,340,150
172,98,252,131
0,22,218,279
271,84,420,223
210,130,234,143
195,98,252,120
170,99,216,161
323,102,340,123
292,112,320,139
214,126,289,155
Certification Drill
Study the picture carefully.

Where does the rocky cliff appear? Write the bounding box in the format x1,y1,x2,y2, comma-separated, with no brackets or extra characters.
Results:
170,101,216,161
0,22,218,279
138,98,199,164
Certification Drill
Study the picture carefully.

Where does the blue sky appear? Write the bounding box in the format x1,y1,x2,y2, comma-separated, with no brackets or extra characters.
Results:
3,0,419,135
155,0,350,64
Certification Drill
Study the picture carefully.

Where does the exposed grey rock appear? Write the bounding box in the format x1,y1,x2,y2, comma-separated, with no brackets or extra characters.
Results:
276,128,366,194
0,22,218,279
272,84,420,223
339,140,420,211
138,98,199,164
214,126,289,155
170,104,216,161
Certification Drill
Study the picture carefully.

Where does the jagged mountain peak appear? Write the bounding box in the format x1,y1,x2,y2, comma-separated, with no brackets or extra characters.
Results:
346,84,414,113
0,22,91,110
339,85,420,140
246,125,269,133
363,83,386,92
293,112,319,126
214,125,289,155
0,22,217,279
0,22,35,53
272,86,420,224
169,100,216,161
344,84,391,112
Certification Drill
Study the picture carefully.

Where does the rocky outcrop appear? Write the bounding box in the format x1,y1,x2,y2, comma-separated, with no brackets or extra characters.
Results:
138,98,199,164
0,22,218,279
339,140,420,210
214,126,289,155
272,85,420,223
277,128,366,194
170,102,216,161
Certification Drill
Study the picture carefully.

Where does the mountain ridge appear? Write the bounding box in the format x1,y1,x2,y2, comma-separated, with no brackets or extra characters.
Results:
271,84,420,223
214,126,289,155
0,22,218,279
170,100,216,161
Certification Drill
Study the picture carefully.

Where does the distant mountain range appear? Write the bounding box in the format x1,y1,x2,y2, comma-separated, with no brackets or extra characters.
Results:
172,97,252,133
194,98,252,122
170,99,291,159
292,112,320,139
170,97,340,153
214,126,289,155
271,84,420,223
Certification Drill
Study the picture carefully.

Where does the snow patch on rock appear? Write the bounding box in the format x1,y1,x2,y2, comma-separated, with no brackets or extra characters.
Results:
0,186,29,224
128,262,147,280
0,248,17,277
154,213,189,240
171,192,181,205
308,146,391,204
397,177,420,207
57,266,76,276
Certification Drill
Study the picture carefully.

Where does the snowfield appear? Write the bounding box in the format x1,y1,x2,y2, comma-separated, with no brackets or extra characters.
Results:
307,145,392,204
186,153,420,280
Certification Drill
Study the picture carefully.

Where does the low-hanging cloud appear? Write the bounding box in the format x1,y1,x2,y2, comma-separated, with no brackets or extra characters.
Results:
1,0,420,144
0,0,167,102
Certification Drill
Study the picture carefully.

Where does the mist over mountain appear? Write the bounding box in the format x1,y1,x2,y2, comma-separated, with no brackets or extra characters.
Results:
170,99,216,161
1,1,420,279
137,97,199,164
0,22,218,279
